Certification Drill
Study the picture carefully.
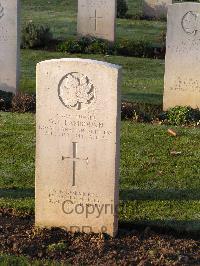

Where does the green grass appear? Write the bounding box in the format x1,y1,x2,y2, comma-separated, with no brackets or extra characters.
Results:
20,50,164,104
0,112,200,233
1,0,199,236
0,0,198,263
21,0,166,43
0,254,61,266
20,0,166,105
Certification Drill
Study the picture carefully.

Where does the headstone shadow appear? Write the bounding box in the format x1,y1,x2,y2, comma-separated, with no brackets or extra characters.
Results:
0,188,34,199
120,188,200,201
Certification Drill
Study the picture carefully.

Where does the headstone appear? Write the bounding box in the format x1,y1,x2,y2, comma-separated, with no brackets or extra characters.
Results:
77,0,116,42
164,3,200,110
35,58,121,237
0,0,20,94
143,0,172,19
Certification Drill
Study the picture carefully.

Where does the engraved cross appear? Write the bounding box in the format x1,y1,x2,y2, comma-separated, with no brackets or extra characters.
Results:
89,9,103,31
62,142,88,186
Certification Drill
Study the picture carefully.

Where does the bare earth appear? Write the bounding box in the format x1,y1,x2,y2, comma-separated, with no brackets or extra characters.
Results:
0,208,199,265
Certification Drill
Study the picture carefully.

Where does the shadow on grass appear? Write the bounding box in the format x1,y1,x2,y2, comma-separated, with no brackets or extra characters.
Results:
119,188,200,237
0,188,199,237
1,187,199,200
0,188,34,199
122,92,163,104
119,220,200,239
120,188,200,200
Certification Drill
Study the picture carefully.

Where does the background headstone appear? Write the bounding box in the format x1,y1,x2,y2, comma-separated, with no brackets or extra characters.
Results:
77,0,116,42
143,0,172,19
0,0,20,94
36,58,121,237
164,3,200,110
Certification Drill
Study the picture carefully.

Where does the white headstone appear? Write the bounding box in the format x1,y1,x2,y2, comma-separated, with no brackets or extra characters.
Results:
77,0,116,42
0,0,20,94
164,3,200,110
35,58,121,237
143,0,172,19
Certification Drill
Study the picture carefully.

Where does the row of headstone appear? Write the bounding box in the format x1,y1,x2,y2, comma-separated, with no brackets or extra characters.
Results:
0,0,116,97
35,3,200,236
78,0,199,109
77,0,171,40
0,0,200,237
77,0,172,41
36,3,200,236
1,0,199,110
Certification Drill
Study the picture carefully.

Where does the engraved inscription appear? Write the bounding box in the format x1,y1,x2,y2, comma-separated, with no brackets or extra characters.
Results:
48,189,100,205
168,39,200,54
81,0,112,8
182,11,200,35
170,77,200,93
0,3,4,19
38,113,112,141
0,26,8,42
89,10,103,31
58,72,96,110
62,142,89,186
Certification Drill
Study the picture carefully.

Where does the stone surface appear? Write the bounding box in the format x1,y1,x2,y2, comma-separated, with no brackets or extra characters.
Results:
35,58,121,237
0,0,20,94
143,0,172,18
77,0,116,42
164,3,200,110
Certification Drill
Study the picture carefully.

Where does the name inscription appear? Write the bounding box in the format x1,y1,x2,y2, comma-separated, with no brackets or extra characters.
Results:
38,113,112,141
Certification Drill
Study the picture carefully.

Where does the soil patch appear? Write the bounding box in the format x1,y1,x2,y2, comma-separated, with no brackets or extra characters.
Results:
0,208,199,265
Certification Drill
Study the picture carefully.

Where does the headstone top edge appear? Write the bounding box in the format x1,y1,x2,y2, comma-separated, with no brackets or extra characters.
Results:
169,2,200,8
37,58,122,70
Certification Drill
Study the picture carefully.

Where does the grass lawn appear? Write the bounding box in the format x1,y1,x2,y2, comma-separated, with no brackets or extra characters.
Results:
20,0,166,105
0,0,199,264
21,0,166,43
0,112,199,233
0,254,57,266
21,50,164,104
